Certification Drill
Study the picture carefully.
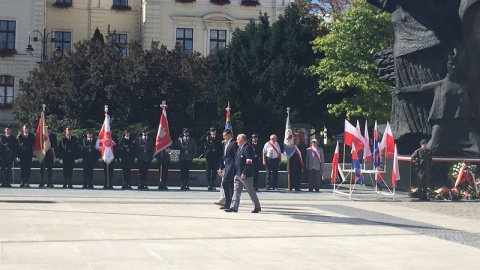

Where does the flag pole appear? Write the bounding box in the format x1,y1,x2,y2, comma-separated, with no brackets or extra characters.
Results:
41,104,46,186
287,107,291,191
105,105,110,188
159,100,167,188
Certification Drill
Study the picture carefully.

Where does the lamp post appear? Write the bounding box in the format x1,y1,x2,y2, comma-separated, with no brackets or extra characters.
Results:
24,28,60,63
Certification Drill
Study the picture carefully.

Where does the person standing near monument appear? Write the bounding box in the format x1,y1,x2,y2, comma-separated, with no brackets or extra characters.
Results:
305,139,324,192
79,129,98,189
411,139,433,201
0,125,17,188
59,127,77,189
176,128,197,191
119,129,135,189
40,126,57,188
136,128,154,190
204,127,222,191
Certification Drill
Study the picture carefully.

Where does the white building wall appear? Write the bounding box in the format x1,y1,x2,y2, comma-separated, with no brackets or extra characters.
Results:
0,0,45,124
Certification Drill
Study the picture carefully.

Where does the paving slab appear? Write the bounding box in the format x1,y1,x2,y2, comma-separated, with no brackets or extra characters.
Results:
0,187,479,269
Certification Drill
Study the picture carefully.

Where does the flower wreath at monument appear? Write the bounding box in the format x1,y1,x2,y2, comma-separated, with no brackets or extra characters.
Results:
436,161,480,200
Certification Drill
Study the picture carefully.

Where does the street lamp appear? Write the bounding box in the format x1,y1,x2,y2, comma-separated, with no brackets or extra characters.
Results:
24,29,61,63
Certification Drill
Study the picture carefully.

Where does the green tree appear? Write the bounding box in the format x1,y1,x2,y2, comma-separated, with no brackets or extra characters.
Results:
214,2,324,138
14,30,215,137
309,0,393,124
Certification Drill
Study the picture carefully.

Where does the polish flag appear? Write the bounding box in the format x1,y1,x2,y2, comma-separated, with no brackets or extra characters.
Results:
363,120,372,162
379,122,395,158
392,144,400,187
96,112,114,165
154,104,172,157
33,110,51,164
331,141,339,184
344,119,364,154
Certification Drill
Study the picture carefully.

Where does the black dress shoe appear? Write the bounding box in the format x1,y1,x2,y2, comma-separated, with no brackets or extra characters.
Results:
68,185,73,189
38,184,44,188
219,206,227,210
82,185,88,189
5,184,12,188
127,185,132,190
0,183,5,187
108,186,114,189
103,185,109,189
20,183,25,187
185,186,190,191
315,189,320,192
225,208,237,213
252,208,261,213
88,185,94,189
254,188,259,192
180,186,186,191
266,187,272,190
208,186,214,191
212,186,217,190
47,184,54,188
24,183,30,188
63,184,67,188
295,189,301,192
121,186,127,190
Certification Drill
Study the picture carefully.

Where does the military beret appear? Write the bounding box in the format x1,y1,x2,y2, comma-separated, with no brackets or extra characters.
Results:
4,124,11,129
183,128,190,133
209,127,216,131
252,133,258,137
419,139,427,144
141,127,148,132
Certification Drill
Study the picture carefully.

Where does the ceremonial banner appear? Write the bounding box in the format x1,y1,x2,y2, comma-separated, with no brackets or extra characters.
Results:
154,104,172,157
283,115,295,158
225,103,232,131
33,110,51,163
96,112,114,165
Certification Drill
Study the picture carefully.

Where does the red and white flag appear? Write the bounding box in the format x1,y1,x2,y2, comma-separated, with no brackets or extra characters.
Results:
331,141,339,184
154,104,172,157
392,144,400,187
95,113,114,165
344,119,364,151
379,122,395,158
363,120,372,162
33,110,51,164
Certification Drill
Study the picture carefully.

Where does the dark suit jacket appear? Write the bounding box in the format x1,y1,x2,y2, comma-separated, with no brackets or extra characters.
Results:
17,133,35,159
119,136,136,161
47,133,58,158
235,144,254,178
0,134,17,161
58,136,78,160
78,136,99,161
135,136,154,162
221,139,237,180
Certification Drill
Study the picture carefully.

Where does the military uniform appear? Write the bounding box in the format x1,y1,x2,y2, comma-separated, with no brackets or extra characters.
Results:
204,127,222,190
40,130,58,188
135,128,154,189
411,139,433,200
119,131,135,189
58,131,78,188
248,134,262,191
79,132,98,189
0,127,17,187
17,128,35,187
175,128,197,190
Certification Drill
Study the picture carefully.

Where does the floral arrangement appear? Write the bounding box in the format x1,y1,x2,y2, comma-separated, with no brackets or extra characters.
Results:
434,187,462,201
443,161,479,200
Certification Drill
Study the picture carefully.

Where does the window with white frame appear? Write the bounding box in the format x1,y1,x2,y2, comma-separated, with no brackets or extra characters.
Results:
0,20,16,50
176,28,193,53
209,29,226,55
55,31,71,52
114,33,128,56
0,75,14,108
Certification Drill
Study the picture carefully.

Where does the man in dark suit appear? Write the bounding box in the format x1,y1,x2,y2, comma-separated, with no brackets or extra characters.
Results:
119,129,135,189
79,129,98,189
204,127,222,191
135,127,154,189
175,128,197,190
218,129,237,210
289,137,304,191
58,127,78,188
225,134,261,213
248,133,262,191
17,124,35,187
0,125,17,187
40,126,58,188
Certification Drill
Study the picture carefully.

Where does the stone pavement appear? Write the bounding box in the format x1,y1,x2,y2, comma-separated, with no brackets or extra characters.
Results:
0,186,479,270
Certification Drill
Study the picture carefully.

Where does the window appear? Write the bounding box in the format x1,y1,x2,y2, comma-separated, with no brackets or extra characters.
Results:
114,33,128,57
55,31,71,52
113,0,128,6
176,28,193,53
0,76,14,108
0,20,16,50
209,30,226,55
54,0,73,6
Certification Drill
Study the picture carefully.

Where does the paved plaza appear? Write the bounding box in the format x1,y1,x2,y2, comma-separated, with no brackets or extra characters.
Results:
0,186,479,270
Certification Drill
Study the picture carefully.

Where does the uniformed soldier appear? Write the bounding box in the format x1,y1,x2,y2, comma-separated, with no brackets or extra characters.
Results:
135,127,154,189
17,124,35,187
58,127,78,188
175,128,197,190
204,127,222,191
155,147,171,190
40,126,58,188
119,129,135,189
411,139,433,201
248,133,262,191
79,129,98,189
0,125,17,187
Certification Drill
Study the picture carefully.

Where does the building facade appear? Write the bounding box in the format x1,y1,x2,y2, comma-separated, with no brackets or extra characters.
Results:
0,0,287,124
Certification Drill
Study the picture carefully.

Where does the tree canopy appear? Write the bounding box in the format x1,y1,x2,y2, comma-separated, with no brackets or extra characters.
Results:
214,2,325,138
14,32,215,136
309,0,394,124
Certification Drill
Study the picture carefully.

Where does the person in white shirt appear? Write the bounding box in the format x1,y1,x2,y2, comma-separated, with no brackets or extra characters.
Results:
262,134,281,190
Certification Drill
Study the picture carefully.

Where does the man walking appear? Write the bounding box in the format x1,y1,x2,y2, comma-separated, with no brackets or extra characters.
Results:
218,129,236,209
225,134,261,213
